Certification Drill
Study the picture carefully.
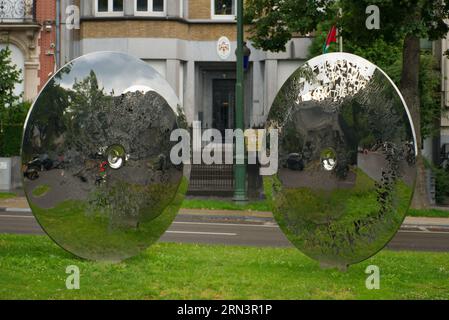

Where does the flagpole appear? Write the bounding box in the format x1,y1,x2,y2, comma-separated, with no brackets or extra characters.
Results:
339,8,343,52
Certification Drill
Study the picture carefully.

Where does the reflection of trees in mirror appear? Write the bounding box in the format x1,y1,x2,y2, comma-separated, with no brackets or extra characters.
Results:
87,181,180,231
267,63,315,127
265,170,411,267
31,177,188,261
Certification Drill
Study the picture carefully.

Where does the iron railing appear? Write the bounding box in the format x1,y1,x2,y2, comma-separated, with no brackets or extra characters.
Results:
188,164,235,195
0,0,35,23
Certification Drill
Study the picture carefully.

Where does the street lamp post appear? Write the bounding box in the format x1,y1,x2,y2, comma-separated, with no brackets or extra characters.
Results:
234,0,247,202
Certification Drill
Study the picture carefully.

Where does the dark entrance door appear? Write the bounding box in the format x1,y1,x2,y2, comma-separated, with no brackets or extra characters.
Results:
212,79,236,136
188,79,236,197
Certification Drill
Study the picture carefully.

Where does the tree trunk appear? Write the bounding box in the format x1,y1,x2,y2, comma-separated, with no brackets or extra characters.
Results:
400,34,430,209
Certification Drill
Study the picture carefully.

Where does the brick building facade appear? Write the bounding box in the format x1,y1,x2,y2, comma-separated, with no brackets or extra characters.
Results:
0,0,59,100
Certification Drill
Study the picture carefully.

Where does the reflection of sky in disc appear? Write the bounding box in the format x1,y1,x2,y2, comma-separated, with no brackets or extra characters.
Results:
123,85,155,94
57,52,179,113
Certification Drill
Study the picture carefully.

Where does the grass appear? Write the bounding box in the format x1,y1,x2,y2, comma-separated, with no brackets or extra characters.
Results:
408,208,449,218
181,199,449,218
27,178,188,261
0,192,16,200
0,234,448,300
263,168,414,266
181,198,271,212
32,184,50,197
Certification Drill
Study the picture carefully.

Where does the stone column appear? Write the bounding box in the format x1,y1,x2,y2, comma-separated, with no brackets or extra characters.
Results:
184,60,195,124
23,60,39,101
166,59,181,97
124,0,134,16
80,0,93,17
252,61,264,126
264,59,278,120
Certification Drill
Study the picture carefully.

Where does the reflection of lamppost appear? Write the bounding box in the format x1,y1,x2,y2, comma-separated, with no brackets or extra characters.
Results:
234,0,247,202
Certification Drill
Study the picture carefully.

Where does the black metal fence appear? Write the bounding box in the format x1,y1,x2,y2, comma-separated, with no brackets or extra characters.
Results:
188,164,235,195
187,163,263,197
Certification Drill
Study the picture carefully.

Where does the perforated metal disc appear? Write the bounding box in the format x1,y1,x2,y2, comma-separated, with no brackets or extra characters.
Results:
22,52,189,262
265,53,417,268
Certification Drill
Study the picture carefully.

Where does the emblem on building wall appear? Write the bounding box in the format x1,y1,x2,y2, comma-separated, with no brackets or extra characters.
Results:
217,36,231,60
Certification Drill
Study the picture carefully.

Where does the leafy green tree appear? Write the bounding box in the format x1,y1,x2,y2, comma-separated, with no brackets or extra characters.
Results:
309,23,441,140
245,0,449,208
0,47,21,108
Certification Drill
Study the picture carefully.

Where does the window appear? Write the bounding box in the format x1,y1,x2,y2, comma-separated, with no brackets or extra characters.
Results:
95,0,124,16
212,0,236,20
135,0,166,16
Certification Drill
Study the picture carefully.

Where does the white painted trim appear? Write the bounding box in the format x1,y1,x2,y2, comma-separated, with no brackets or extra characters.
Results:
134,0,166,17
210,0,236,21
94,0,124,17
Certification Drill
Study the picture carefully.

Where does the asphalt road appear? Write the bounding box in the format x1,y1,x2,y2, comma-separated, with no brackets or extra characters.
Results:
1,210,449,252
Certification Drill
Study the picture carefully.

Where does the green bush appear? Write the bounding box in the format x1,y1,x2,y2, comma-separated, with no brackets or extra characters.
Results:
424,158,449,204
433,164,449,204
0,101,30,156
0,46,30,157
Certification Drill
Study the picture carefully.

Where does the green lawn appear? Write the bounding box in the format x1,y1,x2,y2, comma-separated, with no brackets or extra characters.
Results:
32,184,51,197
408,208,449,218
181,198,271,212
0,234,448,300
181,198,449,218
0,192,16,200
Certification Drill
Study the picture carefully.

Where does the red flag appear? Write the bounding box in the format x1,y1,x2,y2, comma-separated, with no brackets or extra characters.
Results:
323,26,337,53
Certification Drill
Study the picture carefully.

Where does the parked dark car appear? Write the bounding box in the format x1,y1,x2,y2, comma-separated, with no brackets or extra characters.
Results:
286,153,305,171
23,154,65,180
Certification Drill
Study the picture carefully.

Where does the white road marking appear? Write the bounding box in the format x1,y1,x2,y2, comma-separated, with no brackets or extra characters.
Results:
398,230,449,235
0,215,34,219
0,213,448,235
173,221,278,228
5,208,31,213
166,231,237,236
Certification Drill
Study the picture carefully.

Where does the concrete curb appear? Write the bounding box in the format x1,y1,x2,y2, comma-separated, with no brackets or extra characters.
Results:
1,207,449,230
0,207,32,213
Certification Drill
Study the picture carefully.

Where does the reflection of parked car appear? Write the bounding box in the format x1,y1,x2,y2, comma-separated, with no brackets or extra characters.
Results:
23,154,65,180
286,153,304,171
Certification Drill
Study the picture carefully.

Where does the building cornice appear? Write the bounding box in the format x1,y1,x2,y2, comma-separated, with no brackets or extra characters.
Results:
80,15,236,25
0,23,41,30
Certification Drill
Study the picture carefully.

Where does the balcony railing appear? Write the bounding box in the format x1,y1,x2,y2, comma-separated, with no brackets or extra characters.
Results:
0,0,35,23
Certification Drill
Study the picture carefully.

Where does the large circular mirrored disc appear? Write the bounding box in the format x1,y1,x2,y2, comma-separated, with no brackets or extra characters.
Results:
265,53,417,268
22,52,189,262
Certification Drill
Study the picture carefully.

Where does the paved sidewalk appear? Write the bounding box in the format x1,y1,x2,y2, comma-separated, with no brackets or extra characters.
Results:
1,196,449,228
0,197,29,209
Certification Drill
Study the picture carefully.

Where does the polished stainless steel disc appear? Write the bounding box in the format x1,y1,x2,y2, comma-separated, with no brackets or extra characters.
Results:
265,53,417,268
22,52,189,262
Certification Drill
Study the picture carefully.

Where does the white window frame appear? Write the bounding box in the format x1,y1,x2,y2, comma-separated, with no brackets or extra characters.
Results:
95,0,124,17
211,0,236,20
134,0,167,17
